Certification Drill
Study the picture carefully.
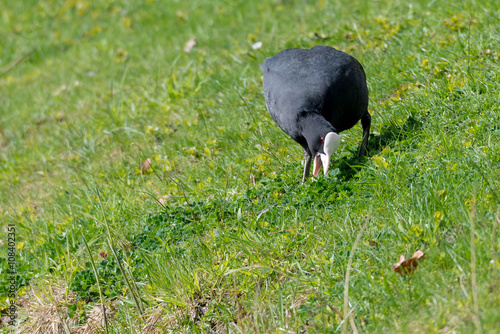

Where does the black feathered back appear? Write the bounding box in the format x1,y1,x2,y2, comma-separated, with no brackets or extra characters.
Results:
261,46,368,144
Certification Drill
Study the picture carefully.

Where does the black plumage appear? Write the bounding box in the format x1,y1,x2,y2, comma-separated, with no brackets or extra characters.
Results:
260,46,371,182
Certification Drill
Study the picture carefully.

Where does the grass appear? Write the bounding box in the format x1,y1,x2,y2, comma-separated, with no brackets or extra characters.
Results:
1,0,499,332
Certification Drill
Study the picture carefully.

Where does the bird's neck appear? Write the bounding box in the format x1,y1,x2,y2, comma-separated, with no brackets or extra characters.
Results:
300,113,336,142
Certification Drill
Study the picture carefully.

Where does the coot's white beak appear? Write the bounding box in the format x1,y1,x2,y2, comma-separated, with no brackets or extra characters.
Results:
312,132,340,177
313,153,329,177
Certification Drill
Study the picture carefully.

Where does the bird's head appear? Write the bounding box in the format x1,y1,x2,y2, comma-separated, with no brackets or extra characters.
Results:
312,132,341,177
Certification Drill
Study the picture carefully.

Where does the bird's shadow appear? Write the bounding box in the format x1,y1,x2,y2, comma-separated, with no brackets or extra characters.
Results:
334,115,422,182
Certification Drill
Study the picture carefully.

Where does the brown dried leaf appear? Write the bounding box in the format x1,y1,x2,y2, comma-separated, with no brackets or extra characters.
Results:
141,158,152,174
99,251,107,259
411,249,425,260
392,249,425,275
184,37,197,53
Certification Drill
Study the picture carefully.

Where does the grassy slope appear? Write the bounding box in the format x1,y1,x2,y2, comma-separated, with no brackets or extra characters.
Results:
1,0,499,332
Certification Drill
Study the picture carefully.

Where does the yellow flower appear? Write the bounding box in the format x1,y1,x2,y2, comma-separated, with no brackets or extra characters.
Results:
372,155,388,169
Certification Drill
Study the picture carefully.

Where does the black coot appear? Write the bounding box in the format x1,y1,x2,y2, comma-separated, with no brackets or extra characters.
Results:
260,46,371,182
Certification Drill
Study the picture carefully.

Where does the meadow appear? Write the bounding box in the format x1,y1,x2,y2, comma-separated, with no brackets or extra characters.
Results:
0,0,499,332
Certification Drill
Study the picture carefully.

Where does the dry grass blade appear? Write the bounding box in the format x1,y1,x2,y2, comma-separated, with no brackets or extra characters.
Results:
80,212,132,249
342,216,369,334
95,187,144,317
13,282,117,333
470,198,482,334
14,284,77,334
492,207,499,289
81,231,109,334
76,304,116,334
0,48,36,76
